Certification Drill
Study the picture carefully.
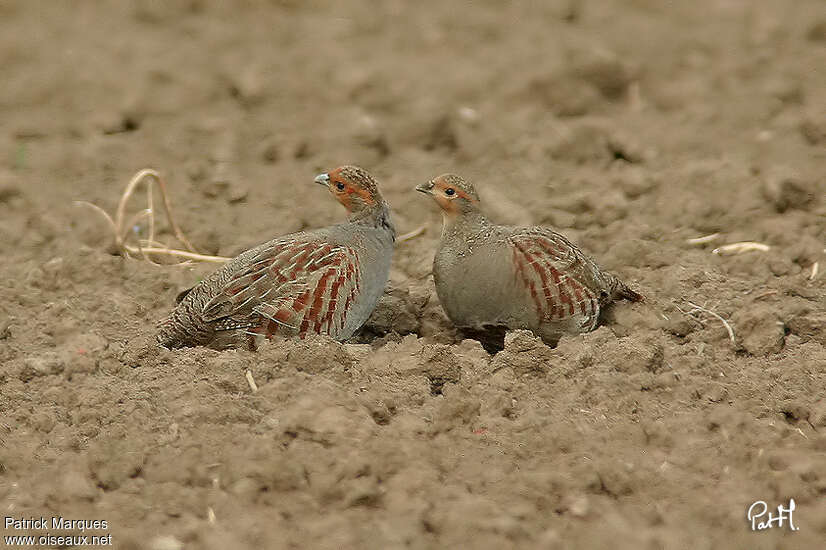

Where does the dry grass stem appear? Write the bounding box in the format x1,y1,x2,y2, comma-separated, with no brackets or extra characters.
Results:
397,225,426,243
245,369,259,393
686,233,721,245
712,242,770,255
134,247,229,263
76,169,231,265
683,301,736,346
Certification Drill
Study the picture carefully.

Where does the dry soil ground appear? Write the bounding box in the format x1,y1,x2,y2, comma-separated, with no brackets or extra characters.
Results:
1,1,825,549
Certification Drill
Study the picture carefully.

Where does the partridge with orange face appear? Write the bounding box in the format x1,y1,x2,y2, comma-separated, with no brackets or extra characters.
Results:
416,174,642,348
157,166,395,350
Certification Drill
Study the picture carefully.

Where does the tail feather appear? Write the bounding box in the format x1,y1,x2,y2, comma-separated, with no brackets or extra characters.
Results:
612,276,644,303
156,317,187,349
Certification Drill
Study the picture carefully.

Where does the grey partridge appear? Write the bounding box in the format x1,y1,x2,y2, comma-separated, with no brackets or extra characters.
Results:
157,165,395,350
416,174,642,349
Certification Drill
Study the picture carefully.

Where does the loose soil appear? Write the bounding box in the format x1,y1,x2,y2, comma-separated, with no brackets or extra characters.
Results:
1,1,825,548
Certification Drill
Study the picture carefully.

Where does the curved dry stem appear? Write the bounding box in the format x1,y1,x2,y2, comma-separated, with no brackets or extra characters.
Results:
74,201,119,240
79,168,220,266
684,301,736,346
115,169,200,253
124,209,153,237
712,242,770,256
686,233,721,245
147,181,156,248
397,225,426,243
245,369,259,393
122,245,230,263
150,171,199,253
115,169,157,245
134,237,162,266
124,209,157,263
139,238,178,249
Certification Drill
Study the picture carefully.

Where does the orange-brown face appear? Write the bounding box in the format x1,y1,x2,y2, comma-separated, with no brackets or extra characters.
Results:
316,166,379,215
415,174,480,217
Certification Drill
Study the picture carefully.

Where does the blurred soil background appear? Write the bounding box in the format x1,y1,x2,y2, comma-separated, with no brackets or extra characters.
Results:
1,1,825,548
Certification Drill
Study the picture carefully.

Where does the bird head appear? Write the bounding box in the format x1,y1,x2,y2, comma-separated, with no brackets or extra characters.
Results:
415,173,481,217
314,165,385,219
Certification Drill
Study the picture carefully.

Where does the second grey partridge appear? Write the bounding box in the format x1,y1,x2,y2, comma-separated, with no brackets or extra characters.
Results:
416,174,642,349
157,165,395,350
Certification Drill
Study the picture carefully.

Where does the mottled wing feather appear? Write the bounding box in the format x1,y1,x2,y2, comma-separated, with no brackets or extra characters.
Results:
507,230,601,329
175,286,194,304
203,239,361,338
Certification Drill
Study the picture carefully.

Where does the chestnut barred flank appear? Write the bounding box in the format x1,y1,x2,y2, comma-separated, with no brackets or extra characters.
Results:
418,173,642,348
157,167,394,350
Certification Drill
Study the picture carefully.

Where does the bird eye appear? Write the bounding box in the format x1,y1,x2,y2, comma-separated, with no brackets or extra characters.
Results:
336,182,346,191
445,188,456,196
